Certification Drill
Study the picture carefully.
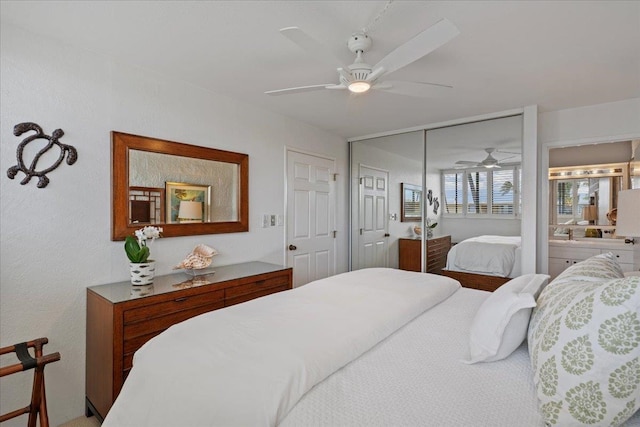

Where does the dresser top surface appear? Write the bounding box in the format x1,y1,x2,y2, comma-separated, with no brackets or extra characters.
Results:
399,234,450,241
88,261,289,304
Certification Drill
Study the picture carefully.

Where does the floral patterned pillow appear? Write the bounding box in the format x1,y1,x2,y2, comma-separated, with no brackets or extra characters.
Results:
528,260,640,426
552,252,624,286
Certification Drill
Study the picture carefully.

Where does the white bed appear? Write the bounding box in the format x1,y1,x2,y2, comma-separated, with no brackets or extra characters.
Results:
445,234,522,278
102,267,640,427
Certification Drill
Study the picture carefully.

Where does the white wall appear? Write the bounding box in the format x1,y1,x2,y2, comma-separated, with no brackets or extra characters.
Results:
549,140,633,167
537,98,640,272
0,24,348,425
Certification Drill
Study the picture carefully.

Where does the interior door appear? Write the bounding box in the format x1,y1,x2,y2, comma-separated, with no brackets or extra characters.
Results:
357,165,389,269
286,150,336,287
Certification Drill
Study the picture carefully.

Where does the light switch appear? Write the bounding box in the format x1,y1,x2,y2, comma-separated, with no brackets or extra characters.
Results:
270,215,276,226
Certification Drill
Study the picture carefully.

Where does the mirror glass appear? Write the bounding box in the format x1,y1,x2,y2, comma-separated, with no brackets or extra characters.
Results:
631,161,640,189
401,183,422,222
349,115,524,273
112,132,248,240
129,150,239,224
548,162,628,239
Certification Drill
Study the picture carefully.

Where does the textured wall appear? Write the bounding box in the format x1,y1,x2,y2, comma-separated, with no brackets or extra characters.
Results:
0,23,347,426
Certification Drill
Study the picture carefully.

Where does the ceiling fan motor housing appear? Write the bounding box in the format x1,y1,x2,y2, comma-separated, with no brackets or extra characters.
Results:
348,33,372,53
345,34,373,83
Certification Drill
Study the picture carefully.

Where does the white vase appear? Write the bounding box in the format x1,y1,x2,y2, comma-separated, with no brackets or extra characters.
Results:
129,261,156,285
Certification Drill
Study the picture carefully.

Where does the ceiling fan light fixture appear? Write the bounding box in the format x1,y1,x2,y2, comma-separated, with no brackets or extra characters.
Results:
348,81,371,93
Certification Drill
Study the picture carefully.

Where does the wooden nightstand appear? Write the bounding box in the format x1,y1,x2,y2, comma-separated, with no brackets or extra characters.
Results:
85,261,292,422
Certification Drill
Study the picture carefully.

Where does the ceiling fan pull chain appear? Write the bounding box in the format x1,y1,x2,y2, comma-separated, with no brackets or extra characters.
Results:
361,0,395,35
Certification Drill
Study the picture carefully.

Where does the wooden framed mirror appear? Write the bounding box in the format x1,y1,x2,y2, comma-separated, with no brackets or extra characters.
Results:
112,132,248,240
401,183,422,222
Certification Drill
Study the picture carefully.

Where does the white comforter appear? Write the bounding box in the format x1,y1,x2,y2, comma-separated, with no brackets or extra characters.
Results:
446,235,521,277
103,268,460,427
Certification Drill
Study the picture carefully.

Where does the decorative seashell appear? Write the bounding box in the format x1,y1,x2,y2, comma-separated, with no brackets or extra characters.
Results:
173,244,218,270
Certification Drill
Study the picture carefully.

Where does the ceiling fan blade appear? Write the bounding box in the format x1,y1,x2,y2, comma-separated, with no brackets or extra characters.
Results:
365,66,386,83
280,27,347,68
337,67,352,83
455,161,479,165
374,80,452,98
497,155,519,162
372,18,459,76
264,84,335,96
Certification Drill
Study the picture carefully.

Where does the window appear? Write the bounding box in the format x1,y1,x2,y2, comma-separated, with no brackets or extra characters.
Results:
466,170,487,214
442,166,520,218
443,171,463,214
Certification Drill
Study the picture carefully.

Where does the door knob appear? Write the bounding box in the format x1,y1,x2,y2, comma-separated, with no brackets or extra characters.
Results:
384,233,390,237
288,244,297,251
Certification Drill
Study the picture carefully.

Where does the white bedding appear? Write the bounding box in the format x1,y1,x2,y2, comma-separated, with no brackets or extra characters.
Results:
103,268,460,427
282,287,640,427
282,287,544,426
446,235,522,277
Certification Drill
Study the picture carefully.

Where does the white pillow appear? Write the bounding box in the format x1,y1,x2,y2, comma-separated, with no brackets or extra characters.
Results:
464,273,550,364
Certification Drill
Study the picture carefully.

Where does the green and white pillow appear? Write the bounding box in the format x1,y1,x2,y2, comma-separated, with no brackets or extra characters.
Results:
528,255,639,426
552,252,625,286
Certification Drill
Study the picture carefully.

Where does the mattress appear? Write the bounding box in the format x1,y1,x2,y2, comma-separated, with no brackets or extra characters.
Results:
445,235,522,278
103,268,460,427
281,287,544,426
283,287,640,427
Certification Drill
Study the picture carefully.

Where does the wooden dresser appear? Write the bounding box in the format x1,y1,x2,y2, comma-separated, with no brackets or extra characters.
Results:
398,235,451,274
85,261,292,421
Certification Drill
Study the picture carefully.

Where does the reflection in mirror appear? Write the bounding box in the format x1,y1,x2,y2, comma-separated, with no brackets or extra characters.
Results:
631,161,640,189
400,183,422,222
548,162,628,240
350,131,424,271
112,132,248,240
129,150,239,224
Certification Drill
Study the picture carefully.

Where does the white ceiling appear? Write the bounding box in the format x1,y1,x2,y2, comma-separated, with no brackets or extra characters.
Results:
1,1,639,139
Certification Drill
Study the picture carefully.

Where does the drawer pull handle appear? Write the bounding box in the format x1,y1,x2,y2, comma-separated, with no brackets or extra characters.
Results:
174,297,188,302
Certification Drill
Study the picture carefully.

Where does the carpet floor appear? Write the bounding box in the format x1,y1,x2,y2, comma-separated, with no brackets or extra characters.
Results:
58,415,101,427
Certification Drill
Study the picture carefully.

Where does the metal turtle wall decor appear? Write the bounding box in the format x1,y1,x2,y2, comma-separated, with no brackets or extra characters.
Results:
7,122,78,188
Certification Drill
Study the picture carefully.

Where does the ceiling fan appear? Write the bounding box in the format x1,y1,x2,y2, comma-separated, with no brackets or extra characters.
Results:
455,148,520,169
265,18,459,98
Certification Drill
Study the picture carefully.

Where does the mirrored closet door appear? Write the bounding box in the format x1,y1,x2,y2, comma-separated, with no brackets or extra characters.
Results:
350,115,524,275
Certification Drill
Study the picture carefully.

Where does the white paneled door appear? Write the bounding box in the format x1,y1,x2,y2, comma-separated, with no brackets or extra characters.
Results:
357,165,389,270
286,150,336,287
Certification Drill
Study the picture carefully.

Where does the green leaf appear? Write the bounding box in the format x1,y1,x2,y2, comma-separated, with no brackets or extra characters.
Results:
124,236,149,263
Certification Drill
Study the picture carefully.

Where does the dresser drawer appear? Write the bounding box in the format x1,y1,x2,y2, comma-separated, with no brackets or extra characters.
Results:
225,274,290,299
226,284,290,307
123,296,225,340
123,289,225,325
